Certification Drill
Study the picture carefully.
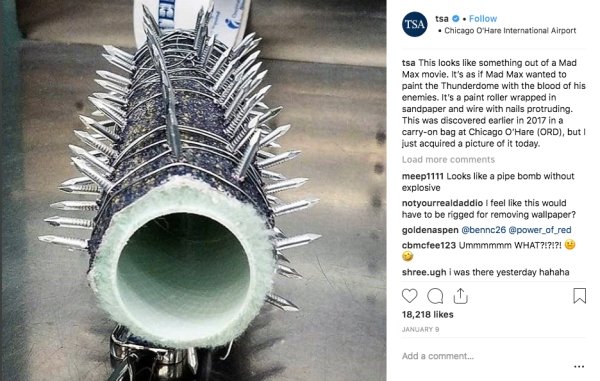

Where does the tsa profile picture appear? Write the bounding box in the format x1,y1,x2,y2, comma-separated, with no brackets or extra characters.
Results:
403,11,428,37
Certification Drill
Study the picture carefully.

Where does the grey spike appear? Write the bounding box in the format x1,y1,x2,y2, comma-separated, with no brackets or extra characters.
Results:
221,62,262,104
38,235,88,250
260,125,291,148
161,76,180,157
91,110,104,117
257,150,301,169
219,76,240,104
69,145,114,174
232,32,256,57
88,97,125,127
257,106,283,125
60,176,93,187
232,116,259,151
44,216,94,230
258,151,277,161
201,35,215,67
255,102,269,110
234,85,271,124
96,70,131,86
246,71,268,97
194,1,214,55
103,45,134,63
252,109,269,118
96,119,117,128
257,150,275,159
74,130,118,158
266,142,281,149
236,38,262,60
187,348,199,375
234,130,262,180
102,54,134,74
93,92,126,107
272,227,287,239
266,194,282,205
89,96,125,117
209,47,232,76
266,294,299,312
50,201,99,211
165,100,182,159
224,75,253,120
272,198,319,217
277,264,303,279
193,6,207,54
227,86,271,136
146,31,166,68
275,251,290,263
242,62,263,81
274,233,321,251
102,52,132,68
233,50,260,77
221,63,260,106
88,149,106,158
142,5,161,37
58,183,100,195
232,127,255,152
95,79,127,96
89,132,109,141
264,178,308,194
213,55,241,91
261,169,286,181
71,157,114,191
206,0,215,17
79,115,121,142
143,30,181,159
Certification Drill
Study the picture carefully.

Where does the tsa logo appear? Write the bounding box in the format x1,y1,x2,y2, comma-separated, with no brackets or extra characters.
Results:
403,12,427,37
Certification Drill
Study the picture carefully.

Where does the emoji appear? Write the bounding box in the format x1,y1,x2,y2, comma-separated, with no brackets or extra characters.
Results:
565,239,576,250
403,250,414,261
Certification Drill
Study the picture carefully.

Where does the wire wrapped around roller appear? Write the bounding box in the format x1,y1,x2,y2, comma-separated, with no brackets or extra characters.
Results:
39,4,320,349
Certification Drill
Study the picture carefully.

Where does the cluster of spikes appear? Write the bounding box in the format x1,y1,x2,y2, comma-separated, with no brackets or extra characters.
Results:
39,4,320,313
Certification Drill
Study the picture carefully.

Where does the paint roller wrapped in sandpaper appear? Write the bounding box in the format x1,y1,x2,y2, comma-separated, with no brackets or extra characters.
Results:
39,3,320,349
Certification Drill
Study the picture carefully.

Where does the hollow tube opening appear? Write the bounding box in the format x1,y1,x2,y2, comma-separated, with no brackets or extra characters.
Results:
116,213,251,342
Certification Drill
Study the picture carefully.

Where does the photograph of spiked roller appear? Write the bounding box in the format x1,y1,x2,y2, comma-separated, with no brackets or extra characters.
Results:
4,0,385,380
39,3,320,356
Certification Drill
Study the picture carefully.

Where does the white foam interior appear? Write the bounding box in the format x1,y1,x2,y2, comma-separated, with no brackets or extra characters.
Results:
90,177,274,348
116,213,251,340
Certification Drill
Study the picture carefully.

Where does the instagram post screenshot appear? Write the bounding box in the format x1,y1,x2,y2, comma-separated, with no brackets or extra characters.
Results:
390,1,598,380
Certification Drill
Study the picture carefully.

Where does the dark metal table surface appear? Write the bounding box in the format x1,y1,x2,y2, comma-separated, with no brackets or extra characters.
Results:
2,1,386,380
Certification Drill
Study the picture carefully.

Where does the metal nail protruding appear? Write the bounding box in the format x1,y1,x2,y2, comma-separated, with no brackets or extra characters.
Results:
44,216,94,229
260,125,291,148
257,150,301,169
234,130,262,180
74,130,118,158
277,264,303,279
97,70,131,86
264,178,309,194
71,157,114,191
50,201,99,211
272,198,319,216
266,294,299,312
274,233,322,251
38,235,88,250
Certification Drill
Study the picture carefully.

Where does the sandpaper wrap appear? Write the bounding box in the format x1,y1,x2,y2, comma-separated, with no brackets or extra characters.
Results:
40,5,319,349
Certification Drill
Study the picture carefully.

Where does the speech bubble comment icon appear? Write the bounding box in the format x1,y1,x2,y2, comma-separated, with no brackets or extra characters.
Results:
427,288,444,304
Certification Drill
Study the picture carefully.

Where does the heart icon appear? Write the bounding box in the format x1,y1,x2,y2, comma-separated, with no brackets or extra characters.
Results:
402,288,418,303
